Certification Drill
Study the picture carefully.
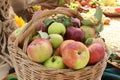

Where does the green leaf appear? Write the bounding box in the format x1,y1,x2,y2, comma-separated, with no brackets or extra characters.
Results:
81,19,94,26
112,60,120,62
96,23,104,33
110,54,117,60
94,8,102,24
38,30,49,39
56,16,72,27
44,18,55,28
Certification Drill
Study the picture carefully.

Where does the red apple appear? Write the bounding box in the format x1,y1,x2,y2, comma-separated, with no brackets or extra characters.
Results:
36,22,47,32
92,38,106,49
59,40,75,55
88,43,105,65
27,38,53,63
61,41,89,69
65,26,84,42
32,10,42,19
85,37,106,49
71,17,81,27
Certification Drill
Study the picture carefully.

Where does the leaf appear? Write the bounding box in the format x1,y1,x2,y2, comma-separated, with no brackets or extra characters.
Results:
95,23,104,33
81,19,94,26
38,30,49,39
62,17,72,27
112,60,120,62
44,18,55,28
110,54,117,60
94,8,102,24
85,38,93,45
56,16,72,27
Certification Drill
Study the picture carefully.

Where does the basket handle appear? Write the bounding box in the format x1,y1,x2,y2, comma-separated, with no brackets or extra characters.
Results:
14,7,83,47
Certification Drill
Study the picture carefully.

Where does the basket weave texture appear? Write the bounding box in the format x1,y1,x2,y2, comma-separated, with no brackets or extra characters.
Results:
8,7,109,80
0,0,17,67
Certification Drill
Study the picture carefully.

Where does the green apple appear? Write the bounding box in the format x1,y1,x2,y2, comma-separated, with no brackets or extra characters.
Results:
49,34,64,49
48,22,66,36
81,26,96,41
43,56,65,69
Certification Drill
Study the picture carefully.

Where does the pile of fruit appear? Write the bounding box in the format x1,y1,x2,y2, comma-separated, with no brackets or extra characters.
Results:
11,8,106,70
75,0,120,17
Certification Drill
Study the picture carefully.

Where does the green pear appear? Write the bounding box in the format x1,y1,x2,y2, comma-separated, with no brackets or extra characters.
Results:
48,22,66,35
49,34,64,49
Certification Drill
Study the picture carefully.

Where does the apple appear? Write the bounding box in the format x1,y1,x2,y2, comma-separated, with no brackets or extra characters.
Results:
103,17,111,25
85,37,106,49
49,34,64,49
92,37,106,49
43,56,65,69
88,43,105,65
36,22,47,32
32,10,42,19
71,17,81,27
81,26,96,41
53,47,60,56
27,38,53,63
10,27,23,42
61,41,89,69
59,40,75,55
48,22,66,35
65,26,84,42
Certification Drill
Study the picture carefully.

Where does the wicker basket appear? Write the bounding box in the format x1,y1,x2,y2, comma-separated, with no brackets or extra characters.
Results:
20,0,87,22
0,0,18,67
8,7,109,80
11,0,70,22
0,58,11,80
